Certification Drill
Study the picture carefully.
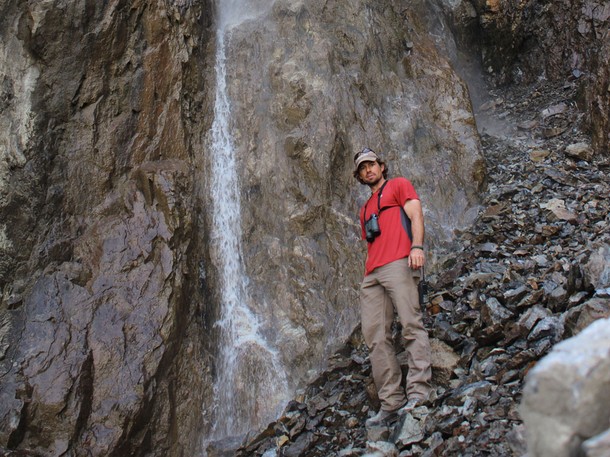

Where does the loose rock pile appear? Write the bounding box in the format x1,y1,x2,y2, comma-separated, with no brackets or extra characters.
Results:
232,78,610,457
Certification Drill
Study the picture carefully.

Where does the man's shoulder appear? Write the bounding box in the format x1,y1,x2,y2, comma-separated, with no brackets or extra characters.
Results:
388,176,413,189
388,177,419,201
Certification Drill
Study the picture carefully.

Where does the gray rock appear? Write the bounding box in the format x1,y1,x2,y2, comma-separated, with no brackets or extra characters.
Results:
518,305,551,331
429,338,460,387
0,0,486,453
521,318,610,457
527,316,564,342
565,142,593,162
395,414,425,447
584,243,610,290
565,298,610,337
1,0,609,456
481,297,513,326
365,441,399,457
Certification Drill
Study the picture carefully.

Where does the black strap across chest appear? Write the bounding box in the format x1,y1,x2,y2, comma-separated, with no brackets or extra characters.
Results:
363,179,390,221
363,179,414,242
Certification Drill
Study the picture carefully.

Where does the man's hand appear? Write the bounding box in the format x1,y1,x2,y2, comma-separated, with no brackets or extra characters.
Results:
408,248,425,269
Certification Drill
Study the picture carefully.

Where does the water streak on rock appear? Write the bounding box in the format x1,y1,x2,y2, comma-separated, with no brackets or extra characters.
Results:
206,0,288,442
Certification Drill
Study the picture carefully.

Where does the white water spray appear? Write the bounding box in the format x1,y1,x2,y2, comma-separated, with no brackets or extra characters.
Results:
206,0,288,443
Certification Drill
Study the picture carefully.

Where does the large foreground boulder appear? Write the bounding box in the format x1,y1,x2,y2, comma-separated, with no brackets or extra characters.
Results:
521,317,610,457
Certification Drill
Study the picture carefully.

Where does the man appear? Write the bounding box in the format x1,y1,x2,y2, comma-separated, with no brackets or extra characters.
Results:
353,147,433,427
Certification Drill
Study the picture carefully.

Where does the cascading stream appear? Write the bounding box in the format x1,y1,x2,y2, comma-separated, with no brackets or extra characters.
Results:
206,0,288,444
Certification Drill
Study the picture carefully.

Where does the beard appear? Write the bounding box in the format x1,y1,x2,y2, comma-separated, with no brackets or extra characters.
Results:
366,176,383,188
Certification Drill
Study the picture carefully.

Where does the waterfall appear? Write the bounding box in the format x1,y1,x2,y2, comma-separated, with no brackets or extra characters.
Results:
205,0,288,445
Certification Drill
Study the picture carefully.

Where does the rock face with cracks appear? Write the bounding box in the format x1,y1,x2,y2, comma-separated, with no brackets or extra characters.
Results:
233,76,610,457
0,0,483,455
0,0,608,456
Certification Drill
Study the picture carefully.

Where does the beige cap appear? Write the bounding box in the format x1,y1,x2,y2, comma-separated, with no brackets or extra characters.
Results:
354,148,380,173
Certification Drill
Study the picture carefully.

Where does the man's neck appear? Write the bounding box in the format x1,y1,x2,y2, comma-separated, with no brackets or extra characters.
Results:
369,177,386,194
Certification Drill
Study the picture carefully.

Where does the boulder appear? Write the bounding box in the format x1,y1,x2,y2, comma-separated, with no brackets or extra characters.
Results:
521,317,610,457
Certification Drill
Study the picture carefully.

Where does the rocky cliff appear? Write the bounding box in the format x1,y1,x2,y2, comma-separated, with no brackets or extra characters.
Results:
229,74,610,457
0,0,608,456
1,1,216,455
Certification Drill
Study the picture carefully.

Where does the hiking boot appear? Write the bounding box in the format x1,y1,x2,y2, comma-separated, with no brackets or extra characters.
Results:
399,390,437,415
398,397,424,414
365,405,403,427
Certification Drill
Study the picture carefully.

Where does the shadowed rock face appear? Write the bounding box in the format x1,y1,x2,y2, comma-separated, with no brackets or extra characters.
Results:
18,0,610,455
0,1,216,455
465,0,610,154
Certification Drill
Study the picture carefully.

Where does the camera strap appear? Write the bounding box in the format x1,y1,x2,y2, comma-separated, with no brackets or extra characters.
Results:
363,179,415,243
363,179,390,222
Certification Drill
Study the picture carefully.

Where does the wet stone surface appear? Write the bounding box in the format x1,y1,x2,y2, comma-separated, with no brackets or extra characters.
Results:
233,78,610,457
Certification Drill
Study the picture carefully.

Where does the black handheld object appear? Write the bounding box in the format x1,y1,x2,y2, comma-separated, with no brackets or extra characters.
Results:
418,265,429,305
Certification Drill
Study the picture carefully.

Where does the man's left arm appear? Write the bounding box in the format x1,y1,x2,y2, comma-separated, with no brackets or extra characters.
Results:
403,198,425,269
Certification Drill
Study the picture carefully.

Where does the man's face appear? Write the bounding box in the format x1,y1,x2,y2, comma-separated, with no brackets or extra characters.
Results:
358,160,384,185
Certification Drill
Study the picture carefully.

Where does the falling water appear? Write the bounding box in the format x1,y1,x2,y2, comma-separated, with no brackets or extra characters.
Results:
206,0,288,444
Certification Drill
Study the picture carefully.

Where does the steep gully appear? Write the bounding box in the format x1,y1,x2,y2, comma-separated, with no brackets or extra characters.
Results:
209,78,610,456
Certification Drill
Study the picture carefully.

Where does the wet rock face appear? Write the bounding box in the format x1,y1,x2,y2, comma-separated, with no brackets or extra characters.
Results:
0,0,607,456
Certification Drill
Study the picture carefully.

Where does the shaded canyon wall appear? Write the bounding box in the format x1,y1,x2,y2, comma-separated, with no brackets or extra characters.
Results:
0,1,217,455
459,0,610,154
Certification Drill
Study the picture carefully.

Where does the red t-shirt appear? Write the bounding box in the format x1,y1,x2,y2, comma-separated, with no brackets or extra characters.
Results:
359,177,419,275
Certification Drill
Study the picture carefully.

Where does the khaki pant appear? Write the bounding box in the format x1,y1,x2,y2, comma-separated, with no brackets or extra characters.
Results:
360,257,432,411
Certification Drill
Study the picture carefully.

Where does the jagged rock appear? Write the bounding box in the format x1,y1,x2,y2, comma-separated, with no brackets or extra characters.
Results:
366,426,392,444
518,305,551,331
365,441,398,457
564,298,610,337
446,381,493,406
1,0,609,455
0,0,487,453
432,316,465,348
429,339,460,387
565,142,594,162
529,149,551,161
528,316,564,342
584,242,610,291
283,432,316,457
540,198,578,223
503,285,529,306
480,296,513,326
394,413,425,447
